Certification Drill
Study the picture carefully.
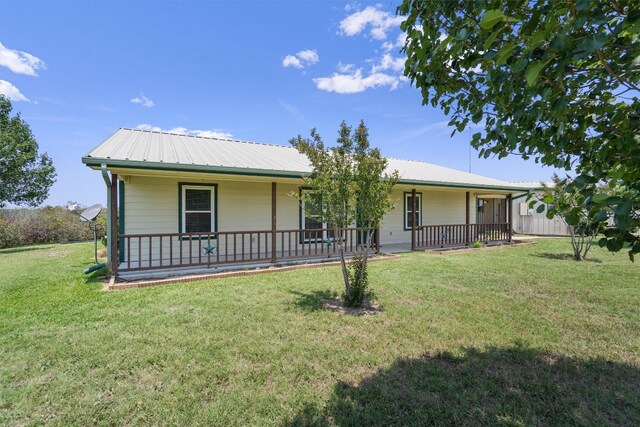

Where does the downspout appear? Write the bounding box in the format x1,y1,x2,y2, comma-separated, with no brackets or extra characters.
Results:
101,164,112,268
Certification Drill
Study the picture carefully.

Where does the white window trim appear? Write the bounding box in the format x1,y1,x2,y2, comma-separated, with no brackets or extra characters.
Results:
404,192,422,230
181,185,216,233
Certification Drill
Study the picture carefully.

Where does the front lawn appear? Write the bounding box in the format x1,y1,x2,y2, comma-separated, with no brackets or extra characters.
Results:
1,239,639,425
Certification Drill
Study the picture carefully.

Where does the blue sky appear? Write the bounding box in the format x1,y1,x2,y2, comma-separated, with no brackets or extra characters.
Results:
1,1,560,207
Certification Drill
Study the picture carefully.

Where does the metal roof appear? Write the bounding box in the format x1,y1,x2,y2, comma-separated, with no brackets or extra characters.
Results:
83,128,535,191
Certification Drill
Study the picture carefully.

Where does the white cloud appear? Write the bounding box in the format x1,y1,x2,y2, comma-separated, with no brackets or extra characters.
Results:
296,49,319,64
339,5,404,40
382,32,407,52
313,68,399,94
135,124,233,139
371,53,404,73
191,129,234,139
130,95,155,107
0,42,46,76
282,55,303,69
0,80,29,101
282,49,320,69
337,62,356,73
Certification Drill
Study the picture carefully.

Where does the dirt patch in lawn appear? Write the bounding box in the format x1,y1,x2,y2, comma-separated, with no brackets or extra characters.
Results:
323,297,383,316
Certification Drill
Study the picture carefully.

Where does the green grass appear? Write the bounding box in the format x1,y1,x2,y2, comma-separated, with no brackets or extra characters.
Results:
1,239,639,426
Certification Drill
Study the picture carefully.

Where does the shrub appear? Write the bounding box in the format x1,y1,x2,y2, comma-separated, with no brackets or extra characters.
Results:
344,254,370,307
0,206,102,249
472,241,484,248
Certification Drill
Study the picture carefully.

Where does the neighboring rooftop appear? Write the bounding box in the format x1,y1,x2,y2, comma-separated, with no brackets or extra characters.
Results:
83,128,535,191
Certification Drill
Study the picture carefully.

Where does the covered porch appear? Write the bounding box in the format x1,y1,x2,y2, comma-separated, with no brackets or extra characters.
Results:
103,175,515,280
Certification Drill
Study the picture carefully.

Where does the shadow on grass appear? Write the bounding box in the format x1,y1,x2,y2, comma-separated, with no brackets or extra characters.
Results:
84,266,108,284
533,252,602,263
0,245,54,254
286,345,640,426
289,289,338,312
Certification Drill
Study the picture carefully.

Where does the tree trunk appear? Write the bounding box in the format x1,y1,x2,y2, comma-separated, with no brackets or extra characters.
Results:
358,228,374,286
337,224,350,298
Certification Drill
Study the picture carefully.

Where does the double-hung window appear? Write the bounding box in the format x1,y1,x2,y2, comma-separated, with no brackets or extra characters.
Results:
181,184,216,234
300,189,327,242
404,192,422,230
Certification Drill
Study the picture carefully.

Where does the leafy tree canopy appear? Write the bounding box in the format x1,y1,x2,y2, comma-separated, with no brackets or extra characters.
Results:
399,0,639,256
290,121,398,307
0,95,56,207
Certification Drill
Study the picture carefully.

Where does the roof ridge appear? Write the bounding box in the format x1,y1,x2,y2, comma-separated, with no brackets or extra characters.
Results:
120,127,297,150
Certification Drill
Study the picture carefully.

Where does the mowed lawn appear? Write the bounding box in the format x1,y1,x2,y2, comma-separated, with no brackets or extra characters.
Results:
1,239,639,426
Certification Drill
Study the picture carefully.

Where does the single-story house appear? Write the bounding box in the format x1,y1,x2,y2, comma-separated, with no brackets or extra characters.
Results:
82,128,536,279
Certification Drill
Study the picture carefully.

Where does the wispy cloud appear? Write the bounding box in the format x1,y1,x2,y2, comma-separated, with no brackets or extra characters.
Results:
135,124,233,139
277,99,308,125
314,68,399,94
130,94,155,108
339,5,403,40
0,42,46,76
397,121,451,141
0,80,29,101
282,49,319,69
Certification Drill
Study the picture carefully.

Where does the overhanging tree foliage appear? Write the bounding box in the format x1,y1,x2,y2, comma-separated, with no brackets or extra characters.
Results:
290,121,398,307
0,95,56,207
399,0,640,258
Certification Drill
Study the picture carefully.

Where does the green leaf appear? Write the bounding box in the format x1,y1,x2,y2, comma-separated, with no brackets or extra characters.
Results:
591,193,609,203
496,44,516,66
598,237,608,247
536,204,545,213
455,28,468,41
483,28,502,50
541,194,553,203
525,58,552,86
480,10,506,29
606,239,624,252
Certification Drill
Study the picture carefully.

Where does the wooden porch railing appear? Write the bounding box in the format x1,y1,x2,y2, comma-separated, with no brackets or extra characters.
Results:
414,223,511,250
118,227,373,272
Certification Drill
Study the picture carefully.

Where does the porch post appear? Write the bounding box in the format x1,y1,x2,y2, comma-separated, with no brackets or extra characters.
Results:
465,191,470,244
411,188,416,251
374,227,380,253
110,173,118,275
271,182,277,263
507,193,513,242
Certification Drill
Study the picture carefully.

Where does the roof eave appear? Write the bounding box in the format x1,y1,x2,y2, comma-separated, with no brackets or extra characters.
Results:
82,157,538,192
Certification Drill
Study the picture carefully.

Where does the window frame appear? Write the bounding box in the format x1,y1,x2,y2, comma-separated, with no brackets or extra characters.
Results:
403,192,423,231
299,188,328,243
178,183,218,237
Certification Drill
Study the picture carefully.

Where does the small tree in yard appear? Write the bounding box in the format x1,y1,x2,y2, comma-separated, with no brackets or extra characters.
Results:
290,121,398,308
539,175,606,261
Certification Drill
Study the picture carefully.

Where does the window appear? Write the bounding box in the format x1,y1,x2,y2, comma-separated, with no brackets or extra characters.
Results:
404,192,422,230
300,189,329,242
180,184,216,234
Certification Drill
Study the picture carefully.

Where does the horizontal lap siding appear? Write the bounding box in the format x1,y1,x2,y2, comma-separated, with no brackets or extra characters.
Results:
123,177,302,235
380,188,469,245
124,176,177,234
